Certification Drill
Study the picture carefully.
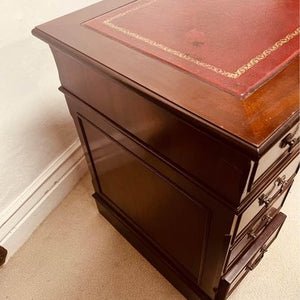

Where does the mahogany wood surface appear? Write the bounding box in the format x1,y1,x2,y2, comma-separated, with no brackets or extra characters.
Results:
53,49,252,206
32,1,300,299
32,0,299,154
59,85,299,300
216,212,287,300
63,90,235,298
52,47,299,207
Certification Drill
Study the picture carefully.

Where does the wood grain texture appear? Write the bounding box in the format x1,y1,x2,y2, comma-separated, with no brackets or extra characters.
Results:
53,50,252,205
31,2,300,299
63,90,237,298
216,212,287,299
32,0,299,154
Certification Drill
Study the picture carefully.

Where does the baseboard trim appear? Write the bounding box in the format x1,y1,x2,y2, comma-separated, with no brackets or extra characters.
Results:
0,139,87,261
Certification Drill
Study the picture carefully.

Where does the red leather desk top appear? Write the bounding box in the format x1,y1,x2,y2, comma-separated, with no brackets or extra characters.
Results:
84,0,299,98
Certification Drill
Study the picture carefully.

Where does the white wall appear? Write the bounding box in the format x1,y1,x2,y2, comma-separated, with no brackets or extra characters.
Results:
0,0,98,258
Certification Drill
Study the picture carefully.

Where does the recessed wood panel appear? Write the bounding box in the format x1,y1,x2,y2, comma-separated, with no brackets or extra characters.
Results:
52,48,252,204
32,2,300,298
80,117,210,280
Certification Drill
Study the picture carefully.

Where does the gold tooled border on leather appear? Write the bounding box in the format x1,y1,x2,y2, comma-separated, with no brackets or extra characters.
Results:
101,0,300,79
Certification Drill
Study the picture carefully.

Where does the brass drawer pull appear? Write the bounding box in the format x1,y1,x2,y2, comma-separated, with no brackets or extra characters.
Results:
280,132,298,153
262,214,273,225
248,214,273,240
258,176,287,207
248,230,257,240
247,246,268,271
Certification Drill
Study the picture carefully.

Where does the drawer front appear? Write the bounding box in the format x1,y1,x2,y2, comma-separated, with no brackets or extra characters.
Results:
216,212,286,300
253,123,299,184
53,49,252,205
235,153,299,239
226,182,292,270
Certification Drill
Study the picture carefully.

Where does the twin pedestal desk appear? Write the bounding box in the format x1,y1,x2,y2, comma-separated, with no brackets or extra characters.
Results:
33,1,299,299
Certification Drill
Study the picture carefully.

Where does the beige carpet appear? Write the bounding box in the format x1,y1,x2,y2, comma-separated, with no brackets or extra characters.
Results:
0,174,299,300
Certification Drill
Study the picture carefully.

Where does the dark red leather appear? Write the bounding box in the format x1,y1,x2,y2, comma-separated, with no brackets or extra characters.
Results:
85,0,299,98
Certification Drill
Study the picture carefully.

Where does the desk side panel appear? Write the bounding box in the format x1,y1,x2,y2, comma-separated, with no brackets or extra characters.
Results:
63,90,236,299
51,47,252,205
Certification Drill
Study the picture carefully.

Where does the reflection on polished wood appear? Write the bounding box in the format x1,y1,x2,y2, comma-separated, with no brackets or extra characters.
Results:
32,1,299,299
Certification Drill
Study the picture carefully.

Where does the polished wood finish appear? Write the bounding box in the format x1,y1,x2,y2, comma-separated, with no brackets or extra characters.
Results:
83,117,210,279
225,184,292,270
216,212,287,299
32,1,299,299
52,49,252,205
31,0,299,152
63,90,234,298
234,150,299,239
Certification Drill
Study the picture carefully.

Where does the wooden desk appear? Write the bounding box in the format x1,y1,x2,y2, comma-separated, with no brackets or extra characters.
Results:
32,1,299,299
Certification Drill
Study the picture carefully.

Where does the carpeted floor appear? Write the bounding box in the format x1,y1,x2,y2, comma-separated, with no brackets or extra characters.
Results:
0,174,299,300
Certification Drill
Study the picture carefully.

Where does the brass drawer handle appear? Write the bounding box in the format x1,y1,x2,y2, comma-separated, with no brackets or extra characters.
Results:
248,230,257,240
248,214,273,240
262,214,273,225
247,246,268,271
258,176,287,207
280,132,298,153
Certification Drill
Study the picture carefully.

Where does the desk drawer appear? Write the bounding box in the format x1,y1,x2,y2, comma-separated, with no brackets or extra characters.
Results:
226,181,291,270
234,153,299,240
216,212,286,300
253,123,299,184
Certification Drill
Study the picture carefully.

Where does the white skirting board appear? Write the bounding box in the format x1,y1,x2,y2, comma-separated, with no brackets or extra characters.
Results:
0,139,88,262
